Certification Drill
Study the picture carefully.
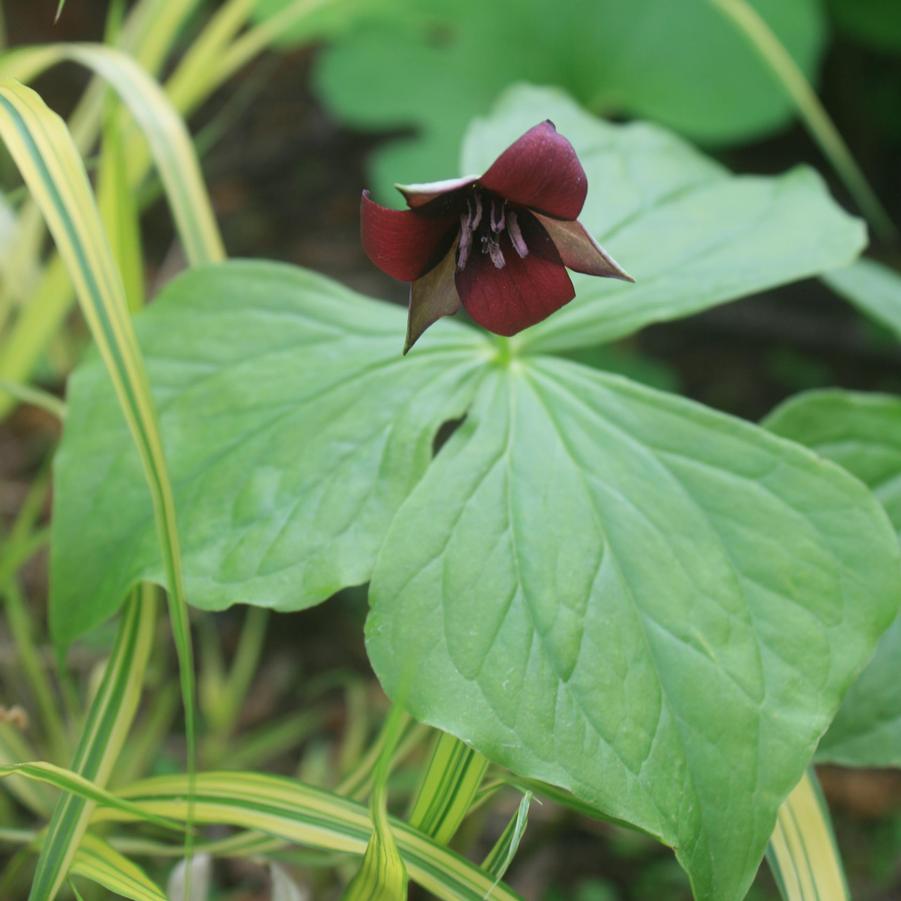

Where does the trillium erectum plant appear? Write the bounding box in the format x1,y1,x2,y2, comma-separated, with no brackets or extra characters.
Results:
361,121,633,350
2,3,901,900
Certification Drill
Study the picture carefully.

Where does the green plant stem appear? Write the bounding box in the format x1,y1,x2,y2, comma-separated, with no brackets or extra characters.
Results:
217,607,269,738
336,720,430,801
0,378,65,419
710,0,897,244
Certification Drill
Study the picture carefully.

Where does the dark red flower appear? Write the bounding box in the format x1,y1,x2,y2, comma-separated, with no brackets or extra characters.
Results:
360,120,634,352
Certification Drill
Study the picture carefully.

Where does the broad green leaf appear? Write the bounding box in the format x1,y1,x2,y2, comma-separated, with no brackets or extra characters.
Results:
461,86,866,355
71,834,167,901
767,770,848,901
51,261,489,641
823,259,901,341
314,0,824,198
764,390,901,766
102,771,522,901
365,357,901,901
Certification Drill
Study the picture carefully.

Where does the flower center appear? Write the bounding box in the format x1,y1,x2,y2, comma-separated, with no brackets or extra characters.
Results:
456,189,529,272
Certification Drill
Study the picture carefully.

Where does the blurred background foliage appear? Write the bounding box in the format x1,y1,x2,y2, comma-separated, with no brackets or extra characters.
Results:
1,0,900,898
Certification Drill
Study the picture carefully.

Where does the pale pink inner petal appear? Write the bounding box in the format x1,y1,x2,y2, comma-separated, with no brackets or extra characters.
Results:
396,175,480,209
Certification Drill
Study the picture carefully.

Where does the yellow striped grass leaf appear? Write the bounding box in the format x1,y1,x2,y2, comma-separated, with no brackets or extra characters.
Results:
407,731,489,846
0,377,66,419
343,705,409,900
767,769,849,901
0,725,54,817
0,0,203,375
70,833,166,901
481,792,531,884
0,37,222,418
98,97,145,311
22,588,159,900
709,0,895,244
102,772,523,901
0,0,329,419
0,44,223,265
0,760,181,834
0,78,198,898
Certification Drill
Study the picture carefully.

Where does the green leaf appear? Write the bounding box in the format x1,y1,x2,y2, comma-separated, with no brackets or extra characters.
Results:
51,261,489,641
0,79,197,897
343,705,409,900
365,357,901,901
764,390,901,767
461,85,866,355
823,259,901,341
0,44,224,266
767,770,849,901
827,0,901,53
408,731,488,846
0,761,182,833
314,0,824,197
481,792,531,883
71,834,167,901
103,771,522,901
29,590,160,900
51,82,867,637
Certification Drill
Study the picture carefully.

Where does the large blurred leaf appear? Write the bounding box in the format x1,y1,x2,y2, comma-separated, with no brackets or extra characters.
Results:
367,358,900,900
824,258,901,340
827,0,901,53
51,262,488,642
765,390,901,767
314,0,824,198
464,87,865,355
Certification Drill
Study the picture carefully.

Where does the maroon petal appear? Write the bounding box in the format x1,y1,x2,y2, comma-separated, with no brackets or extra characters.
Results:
405,239,463,354
480,121,587,221
360,190,455,281
396,175,479,209
455,216,574,336
535,213,635,281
